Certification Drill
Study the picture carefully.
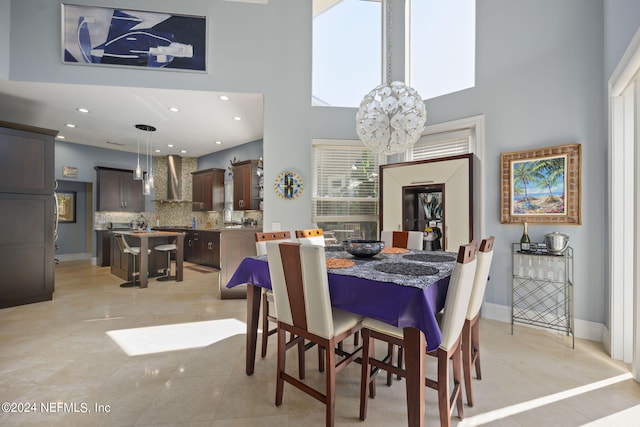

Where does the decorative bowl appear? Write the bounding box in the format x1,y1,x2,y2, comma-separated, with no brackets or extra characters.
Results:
343,240,385,258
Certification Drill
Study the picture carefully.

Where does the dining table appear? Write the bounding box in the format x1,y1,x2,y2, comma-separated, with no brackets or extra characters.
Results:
116,230,185,288
226,246,457,427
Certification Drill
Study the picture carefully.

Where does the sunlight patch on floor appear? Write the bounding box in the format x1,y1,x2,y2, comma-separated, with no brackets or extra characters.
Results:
107,318,246,356
580,404,640,426
458,373,634,426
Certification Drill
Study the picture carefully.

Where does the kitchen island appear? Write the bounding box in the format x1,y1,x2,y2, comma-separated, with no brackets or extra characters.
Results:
153,226,258,299
113,230,185,288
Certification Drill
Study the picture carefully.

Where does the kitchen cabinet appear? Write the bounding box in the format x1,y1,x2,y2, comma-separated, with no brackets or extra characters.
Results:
219,229,257,299
232,160,261,210
96,167,144,212
192,168,224,212
184,230,221,268
0,121,56,308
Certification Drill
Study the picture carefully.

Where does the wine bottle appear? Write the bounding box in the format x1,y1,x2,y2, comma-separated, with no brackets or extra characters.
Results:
520,222,531,252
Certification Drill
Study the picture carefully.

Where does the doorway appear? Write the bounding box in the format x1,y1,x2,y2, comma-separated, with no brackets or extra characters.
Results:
609,28,640,380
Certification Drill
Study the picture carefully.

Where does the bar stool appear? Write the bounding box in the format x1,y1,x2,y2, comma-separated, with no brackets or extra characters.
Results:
115,234,149,288
155,241,177,281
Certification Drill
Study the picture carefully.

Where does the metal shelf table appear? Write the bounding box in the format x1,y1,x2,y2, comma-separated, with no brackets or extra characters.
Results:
511,243,574,348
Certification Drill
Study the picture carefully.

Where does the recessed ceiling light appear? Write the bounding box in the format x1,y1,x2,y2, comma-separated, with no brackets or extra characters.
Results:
219,95,229,101
215,141,222,145
76,107,89,113
56,135,66,139
154,149,161,153
65,123,76,128
168,107,179,112
167,144,174,148
180,150,187,154
233,116,241,121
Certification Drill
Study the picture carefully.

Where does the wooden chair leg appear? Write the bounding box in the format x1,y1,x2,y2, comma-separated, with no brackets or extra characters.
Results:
471,319,482,380
325,338,337,427
386,342,395,386
276,328,286,406
298,338,306,380
437,349,451,427
462,319,474,406
359,329,372,421
261,292,269,358
452,345,464,420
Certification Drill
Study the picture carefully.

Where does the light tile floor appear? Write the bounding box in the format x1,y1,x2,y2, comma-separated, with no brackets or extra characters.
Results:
1,260,639,426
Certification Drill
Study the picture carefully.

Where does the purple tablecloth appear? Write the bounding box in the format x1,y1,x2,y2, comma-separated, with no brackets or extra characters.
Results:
226,251,452,351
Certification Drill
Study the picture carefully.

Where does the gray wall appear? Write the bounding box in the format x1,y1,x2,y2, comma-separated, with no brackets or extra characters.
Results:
198,139,262,171
0,0,9,79
7,0,640,326
56,180,88,255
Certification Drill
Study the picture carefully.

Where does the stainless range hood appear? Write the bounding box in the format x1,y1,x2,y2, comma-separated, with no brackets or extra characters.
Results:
166,154,182,201
155,155,190,203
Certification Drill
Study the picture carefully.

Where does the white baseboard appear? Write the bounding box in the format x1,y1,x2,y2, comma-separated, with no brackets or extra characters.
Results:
481,302,605,344
56,253,92,262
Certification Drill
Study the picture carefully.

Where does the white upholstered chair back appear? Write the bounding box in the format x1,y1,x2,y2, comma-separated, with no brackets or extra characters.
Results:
380,230,423,250
295,229,326,246
466,236,495,320
439,244,477,351
255,231,292,255
266,241,335,339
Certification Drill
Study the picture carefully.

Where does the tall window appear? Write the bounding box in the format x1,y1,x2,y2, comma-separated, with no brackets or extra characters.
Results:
312,0,382,107
312,0,475,107
312,140,382,239
409,0,476,99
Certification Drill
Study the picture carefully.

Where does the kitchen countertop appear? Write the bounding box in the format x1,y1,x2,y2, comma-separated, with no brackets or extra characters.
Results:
152,226,261,232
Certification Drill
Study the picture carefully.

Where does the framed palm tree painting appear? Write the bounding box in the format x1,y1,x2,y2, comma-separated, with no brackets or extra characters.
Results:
500,144,581,224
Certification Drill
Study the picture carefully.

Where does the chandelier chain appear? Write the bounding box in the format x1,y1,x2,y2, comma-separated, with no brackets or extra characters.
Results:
385,0,392,84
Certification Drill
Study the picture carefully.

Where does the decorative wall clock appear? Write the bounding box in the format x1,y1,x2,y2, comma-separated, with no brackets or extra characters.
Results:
274,171,303,200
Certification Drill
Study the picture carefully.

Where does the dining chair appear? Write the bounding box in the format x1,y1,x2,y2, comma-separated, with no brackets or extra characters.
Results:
380,230,423,250
462,236,494,407
359,243,477,427
255,231,292,358
295,228,326,246
266,241,363,427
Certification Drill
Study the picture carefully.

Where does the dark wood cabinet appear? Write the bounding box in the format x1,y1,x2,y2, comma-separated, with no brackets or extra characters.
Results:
233,160,261,210
0,122,56,308
184,230,220,268
192,168,224,212
96,167,144,212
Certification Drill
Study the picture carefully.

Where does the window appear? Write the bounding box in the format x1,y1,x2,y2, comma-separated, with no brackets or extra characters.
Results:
411,128,473,160
408,0,476,100
312,0,475,107
312,140,382,239
312,0,382,107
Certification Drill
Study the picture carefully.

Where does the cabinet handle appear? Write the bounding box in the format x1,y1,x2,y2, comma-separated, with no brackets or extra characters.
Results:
208,242,212,250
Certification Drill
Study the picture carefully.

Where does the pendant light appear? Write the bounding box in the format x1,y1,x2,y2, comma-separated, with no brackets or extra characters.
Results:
135,124,156,195
355,0,427,155
133,125,143,180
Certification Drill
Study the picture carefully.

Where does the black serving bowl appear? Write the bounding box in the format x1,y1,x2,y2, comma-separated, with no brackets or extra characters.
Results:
343,240,385,258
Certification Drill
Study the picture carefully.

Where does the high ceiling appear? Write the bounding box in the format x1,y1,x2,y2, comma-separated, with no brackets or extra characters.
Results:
0,79,264,158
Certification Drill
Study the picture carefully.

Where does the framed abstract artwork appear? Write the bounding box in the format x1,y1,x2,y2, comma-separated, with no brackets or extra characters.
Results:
500,144,581,224
62,4,206,71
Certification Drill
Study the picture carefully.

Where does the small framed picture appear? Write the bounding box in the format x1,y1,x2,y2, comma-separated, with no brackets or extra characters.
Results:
56,191,76,223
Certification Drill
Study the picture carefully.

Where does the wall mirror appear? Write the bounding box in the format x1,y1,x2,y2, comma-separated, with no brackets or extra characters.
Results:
380,154,473,251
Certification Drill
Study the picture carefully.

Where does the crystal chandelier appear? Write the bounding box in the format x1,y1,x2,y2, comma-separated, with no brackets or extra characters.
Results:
356,1,426,155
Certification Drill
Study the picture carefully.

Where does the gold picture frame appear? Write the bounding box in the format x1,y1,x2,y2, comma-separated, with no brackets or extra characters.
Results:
56,191,76,223
500,144,581,224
